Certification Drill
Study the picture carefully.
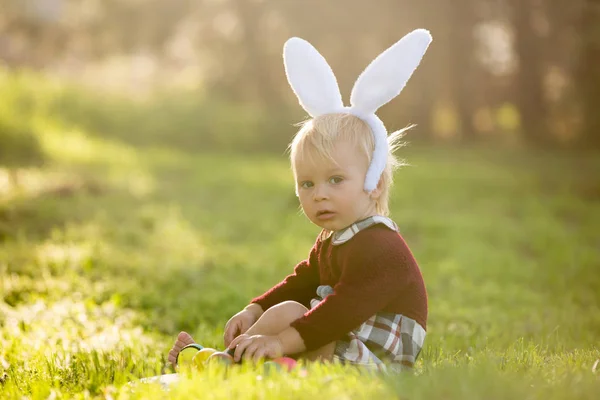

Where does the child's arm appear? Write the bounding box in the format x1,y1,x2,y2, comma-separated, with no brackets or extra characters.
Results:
289,231,423,352
224,239,321,348
244,303,264,319
223,303,264,346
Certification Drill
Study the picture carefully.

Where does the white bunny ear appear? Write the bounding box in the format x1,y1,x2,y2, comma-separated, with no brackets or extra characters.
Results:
350,29,432,115
283,37,344,117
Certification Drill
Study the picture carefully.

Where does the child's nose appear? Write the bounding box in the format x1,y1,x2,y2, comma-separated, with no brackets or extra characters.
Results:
313,184,328,201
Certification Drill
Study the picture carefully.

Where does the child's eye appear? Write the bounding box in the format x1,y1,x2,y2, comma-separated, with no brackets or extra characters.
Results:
300,181,314,189
329,176,343,184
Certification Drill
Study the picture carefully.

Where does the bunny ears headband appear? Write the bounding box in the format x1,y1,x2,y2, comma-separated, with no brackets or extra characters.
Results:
283,29,432,192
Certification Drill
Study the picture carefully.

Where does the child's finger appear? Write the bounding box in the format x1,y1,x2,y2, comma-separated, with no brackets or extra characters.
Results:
230,325,241,343
228,333,246,349
227,335,238,349
223,329,232,347
233,338,252,362
253,348,266,364
223,324,231,346
243,343,259,361
230,336,247,351
224,323,240,346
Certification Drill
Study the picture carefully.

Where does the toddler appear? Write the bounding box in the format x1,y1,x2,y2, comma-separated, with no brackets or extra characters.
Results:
169,29,432,372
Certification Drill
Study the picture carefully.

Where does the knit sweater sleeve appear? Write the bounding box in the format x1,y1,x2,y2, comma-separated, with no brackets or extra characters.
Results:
250,238,320,311
290,229,414,351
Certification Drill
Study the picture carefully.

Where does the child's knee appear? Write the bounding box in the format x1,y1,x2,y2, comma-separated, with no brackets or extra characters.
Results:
269,301,308,319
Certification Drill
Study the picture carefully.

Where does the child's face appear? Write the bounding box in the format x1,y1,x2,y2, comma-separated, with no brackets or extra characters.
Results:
294,139,380,231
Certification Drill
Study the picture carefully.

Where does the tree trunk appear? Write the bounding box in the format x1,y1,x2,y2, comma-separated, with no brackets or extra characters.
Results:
448,0,479,141
512,0,553,147
231,0,278,107
577,0,600,149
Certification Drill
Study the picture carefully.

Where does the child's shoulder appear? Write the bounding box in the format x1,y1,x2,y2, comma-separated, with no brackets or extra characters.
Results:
333,216,411,254
343,224,420,272
330,228,416,277
350,223,407,249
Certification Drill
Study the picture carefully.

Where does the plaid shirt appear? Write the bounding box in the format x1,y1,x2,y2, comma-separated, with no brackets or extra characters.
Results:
311,216,426,373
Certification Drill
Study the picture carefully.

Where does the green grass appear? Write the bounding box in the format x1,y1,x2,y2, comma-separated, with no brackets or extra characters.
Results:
1,74,600,398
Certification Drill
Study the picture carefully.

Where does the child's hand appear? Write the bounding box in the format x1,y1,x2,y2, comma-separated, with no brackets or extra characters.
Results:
227,334,284,363
223,307,261,347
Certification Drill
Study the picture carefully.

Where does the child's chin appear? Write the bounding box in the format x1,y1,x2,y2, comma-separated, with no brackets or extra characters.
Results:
312,219,339,231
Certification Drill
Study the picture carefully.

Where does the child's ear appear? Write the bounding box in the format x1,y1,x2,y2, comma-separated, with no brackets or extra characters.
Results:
369,177,385,200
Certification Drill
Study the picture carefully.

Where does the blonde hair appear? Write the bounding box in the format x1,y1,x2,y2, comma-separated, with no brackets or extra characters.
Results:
288,113,411,216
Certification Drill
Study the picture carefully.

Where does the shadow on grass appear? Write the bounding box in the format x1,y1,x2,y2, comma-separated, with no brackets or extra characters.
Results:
0,178,106,242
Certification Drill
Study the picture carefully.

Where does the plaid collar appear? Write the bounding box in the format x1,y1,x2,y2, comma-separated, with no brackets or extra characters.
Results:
323,215,399,246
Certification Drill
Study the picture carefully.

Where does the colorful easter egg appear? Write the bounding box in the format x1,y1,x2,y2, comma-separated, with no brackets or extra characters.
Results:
206,351,234,366
192,348,217,371
273,357,297,372
176,343,203,367
263,361,282,375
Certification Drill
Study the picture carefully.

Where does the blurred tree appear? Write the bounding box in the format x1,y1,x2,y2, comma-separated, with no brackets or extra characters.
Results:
511,0,553,147
0,0,66,68
0,0,596,150
0,0,192,67
447,0,479,140
217,0,278,106
576,0,600,149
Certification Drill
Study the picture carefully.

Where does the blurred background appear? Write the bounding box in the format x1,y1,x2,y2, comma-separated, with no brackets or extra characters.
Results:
1,0,599,154
1,2,600,396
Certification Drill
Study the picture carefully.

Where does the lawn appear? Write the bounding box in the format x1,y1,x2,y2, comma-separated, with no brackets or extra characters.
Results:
1,90,599,398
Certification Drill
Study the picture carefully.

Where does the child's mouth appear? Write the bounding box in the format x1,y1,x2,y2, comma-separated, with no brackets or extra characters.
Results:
316,211,336,220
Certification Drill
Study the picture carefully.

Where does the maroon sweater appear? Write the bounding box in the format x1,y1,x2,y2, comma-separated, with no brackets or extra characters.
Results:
251,223,428,352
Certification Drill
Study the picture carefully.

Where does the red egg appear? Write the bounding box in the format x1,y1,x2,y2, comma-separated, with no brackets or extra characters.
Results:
272,357,297,372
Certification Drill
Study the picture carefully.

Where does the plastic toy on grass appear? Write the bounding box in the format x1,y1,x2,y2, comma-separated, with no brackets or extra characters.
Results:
191,348,218,371
181,346,237,372
262,357,299,375
273,357,298,372
206,351,235,366
175,343,204,368
262,361,282,375
176,343,299,375
132,353,305,391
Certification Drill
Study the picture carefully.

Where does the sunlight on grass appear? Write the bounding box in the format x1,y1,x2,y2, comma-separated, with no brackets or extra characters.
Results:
1,298,151,354
36,242,93,270
163,362,398,400
0,295,164,398
0,168,80,199
92,203,209,271
38,124,156,198
1,143,598,398
1,70,599,397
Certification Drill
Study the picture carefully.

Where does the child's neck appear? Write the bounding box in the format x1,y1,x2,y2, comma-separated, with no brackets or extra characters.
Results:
320,213,381,238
